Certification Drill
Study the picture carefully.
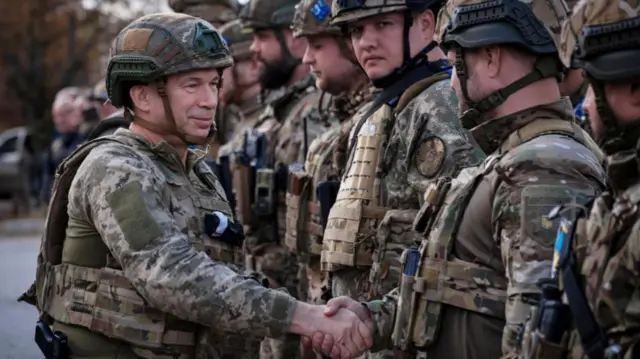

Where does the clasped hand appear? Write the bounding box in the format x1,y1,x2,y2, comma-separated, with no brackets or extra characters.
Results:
302,297,373,359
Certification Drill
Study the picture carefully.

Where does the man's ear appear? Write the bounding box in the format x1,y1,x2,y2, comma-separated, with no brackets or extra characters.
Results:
129,85,152,112
484,45,502,78
416,9,436,41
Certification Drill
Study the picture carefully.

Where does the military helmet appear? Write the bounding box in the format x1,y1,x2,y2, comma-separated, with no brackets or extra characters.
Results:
220,19,254,61
168,0,239,25
106,13,233,108
292,0,340,38
559,0,640,82
330,0,421,26
441,0,557,55
240,0,299,30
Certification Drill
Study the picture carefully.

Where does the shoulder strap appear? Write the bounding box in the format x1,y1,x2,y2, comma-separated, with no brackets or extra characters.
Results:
41,137,127,266
500,118,604,162
395,72,449,113
558,209,607,359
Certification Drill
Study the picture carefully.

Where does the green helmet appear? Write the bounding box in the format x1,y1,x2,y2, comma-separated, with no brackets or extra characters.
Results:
168,0,239,25
107,13,233,108
220,19,254,61
291,0,340,38
240,0,299,30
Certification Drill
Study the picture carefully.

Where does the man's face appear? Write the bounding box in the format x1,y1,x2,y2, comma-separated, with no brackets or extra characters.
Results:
583,80,640,140
149,69,221,140
448,49,491,116
302,34,359,94
52,102,83,134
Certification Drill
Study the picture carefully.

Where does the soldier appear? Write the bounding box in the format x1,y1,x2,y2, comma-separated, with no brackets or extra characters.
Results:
238,1,332,359
516,1,640,358
168,0,239,28
18,13,373,359
313,1,483,358
312,0,608,358
288,0,373,354
86,78,131,140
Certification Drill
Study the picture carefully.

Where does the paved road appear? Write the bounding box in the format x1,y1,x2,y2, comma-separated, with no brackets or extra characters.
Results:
0,218,44,359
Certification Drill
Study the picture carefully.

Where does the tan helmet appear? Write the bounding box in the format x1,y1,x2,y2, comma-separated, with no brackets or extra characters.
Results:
220,19,254,61
240,0,299,30
291,0,340,38
168,0,239,25
558,0,639,153
330,0,410,27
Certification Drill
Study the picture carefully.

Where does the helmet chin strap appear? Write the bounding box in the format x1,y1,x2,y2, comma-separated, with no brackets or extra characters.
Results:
130,80,216,147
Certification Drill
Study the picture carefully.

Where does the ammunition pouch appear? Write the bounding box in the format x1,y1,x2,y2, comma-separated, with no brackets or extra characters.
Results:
40,263,198,358
521,305,570,359
284,171,324,256
253,168,276,217
321,203,387,272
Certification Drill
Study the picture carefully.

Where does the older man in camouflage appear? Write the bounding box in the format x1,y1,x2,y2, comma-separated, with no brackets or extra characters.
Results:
288,1,373,355
239,1,331,359
18,13,374,359
517,1,640,358
314,0,607,358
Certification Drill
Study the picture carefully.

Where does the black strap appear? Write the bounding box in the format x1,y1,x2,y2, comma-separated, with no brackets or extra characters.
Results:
559,210,606,359
346,62,449,160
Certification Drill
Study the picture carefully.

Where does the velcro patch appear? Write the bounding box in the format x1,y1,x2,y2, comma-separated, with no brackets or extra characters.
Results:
521,185,576,247
413,136,446,178
107,181,162,251
121,28,153,52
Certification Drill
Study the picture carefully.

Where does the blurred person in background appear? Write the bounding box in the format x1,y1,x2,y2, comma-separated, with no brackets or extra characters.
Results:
86,78,130,140
41,87,91,202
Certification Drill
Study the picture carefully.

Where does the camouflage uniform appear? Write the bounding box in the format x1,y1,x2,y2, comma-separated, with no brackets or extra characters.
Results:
239,2,330,359
18,14,299,359
321,1,484,358
518,1,640,358
361,1,607,358
287,0,373,313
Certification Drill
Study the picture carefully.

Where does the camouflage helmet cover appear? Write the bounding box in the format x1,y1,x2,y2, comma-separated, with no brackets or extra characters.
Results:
168,0,239,24
330,0,409,26
220,19,254,60
240,0,299,29
559,0,640,80
436,0,569,51
292,0,340,37
107,13,233,108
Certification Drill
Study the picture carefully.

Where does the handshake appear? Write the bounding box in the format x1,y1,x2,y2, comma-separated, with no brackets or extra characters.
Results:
293,297,374,359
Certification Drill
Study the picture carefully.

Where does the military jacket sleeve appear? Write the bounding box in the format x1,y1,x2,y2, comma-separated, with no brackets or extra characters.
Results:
493,135,605,354
71,142,298,338
365,289,399,352
395,79,485,201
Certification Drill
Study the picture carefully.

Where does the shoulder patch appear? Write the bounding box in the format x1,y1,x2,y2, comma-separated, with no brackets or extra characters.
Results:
521,185,576,247
413,136,446,178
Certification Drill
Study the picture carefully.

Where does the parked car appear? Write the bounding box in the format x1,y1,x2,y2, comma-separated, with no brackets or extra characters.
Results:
0,127,34,214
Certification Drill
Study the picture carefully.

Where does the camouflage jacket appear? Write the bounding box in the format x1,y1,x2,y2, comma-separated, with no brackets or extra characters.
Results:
365,98,607,358
325,74,484,303
37,128,297,358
